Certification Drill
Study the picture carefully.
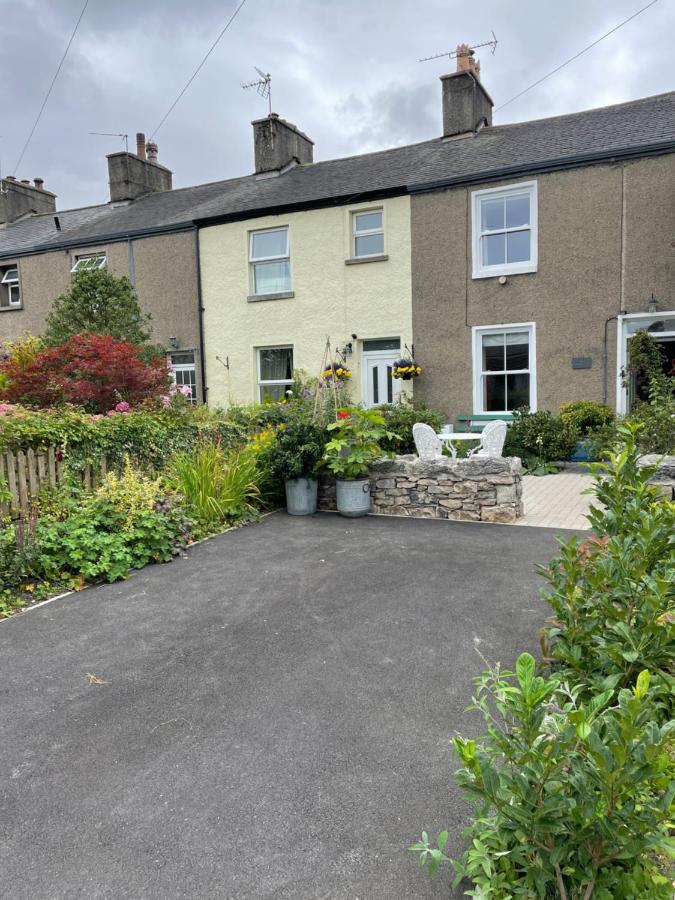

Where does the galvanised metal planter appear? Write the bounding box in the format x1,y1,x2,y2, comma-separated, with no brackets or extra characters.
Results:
285,478,318,516
335,477,371,517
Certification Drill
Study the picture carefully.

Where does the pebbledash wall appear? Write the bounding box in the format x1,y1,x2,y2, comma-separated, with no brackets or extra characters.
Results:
199,196,413,407
411,154,675,418
319,455,524,523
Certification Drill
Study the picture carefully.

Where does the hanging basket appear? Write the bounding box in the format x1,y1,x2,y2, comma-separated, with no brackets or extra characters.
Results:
392,359,422,380
321,362,352,382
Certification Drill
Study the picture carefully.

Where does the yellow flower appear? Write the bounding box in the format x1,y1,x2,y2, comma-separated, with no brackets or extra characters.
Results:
416,367,422,375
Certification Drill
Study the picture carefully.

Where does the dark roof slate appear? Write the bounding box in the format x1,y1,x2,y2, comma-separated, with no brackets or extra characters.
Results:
1,90,673,259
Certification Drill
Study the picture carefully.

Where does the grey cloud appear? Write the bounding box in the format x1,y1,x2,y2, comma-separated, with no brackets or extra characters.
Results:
1,0,672,209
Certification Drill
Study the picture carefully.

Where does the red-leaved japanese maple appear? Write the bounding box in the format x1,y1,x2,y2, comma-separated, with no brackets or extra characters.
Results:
0,333,170,413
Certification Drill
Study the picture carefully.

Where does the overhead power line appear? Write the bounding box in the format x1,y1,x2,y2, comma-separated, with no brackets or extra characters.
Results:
494,0,661,113
14,0,90,173
150,0,249,139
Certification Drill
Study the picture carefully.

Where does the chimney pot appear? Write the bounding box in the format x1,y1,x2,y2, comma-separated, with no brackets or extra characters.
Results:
455,43,481,78
136,132,146,159
20,179,30,185
146,141,158,163
6,175,16,181
34,177,44,190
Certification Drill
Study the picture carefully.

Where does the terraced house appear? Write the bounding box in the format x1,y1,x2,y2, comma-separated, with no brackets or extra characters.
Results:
2,49,673,415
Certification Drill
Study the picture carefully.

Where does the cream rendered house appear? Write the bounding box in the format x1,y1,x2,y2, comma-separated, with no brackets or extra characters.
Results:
196,114,421,409
200,193,413,408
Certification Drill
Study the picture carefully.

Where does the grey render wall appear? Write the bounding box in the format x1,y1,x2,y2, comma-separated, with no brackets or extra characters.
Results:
0,230,203,399
410,153,675,418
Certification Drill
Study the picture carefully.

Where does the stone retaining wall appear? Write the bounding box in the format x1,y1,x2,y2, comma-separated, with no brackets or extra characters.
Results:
639,454,675,499
319,455,524,523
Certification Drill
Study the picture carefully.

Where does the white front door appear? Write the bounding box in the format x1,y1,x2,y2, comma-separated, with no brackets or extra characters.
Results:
362,349,401,407
616,312,675,413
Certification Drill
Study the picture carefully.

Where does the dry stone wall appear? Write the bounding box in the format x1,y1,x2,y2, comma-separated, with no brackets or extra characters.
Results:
319,455,524,523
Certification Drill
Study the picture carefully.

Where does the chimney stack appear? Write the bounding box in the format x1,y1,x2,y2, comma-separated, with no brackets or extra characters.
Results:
0,177,56,224
440,45,493,138
107,131,172,202
252,113,314,175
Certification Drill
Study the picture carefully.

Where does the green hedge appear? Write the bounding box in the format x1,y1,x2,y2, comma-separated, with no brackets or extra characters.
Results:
0,406,246,473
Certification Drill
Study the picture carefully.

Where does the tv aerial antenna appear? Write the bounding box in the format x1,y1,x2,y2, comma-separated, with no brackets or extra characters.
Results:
419,32,497,64
88,131,129,152
242,67,272,116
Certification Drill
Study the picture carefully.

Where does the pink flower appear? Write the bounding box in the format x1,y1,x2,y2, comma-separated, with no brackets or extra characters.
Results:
160,395,171,407
179,385,192,398
91,414,104,421
114,401,130,413
0,403,15,416
106,410,116,417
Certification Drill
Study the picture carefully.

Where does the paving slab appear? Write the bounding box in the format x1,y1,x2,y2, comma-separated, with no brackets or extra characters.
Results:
516,471,595,530
0,513,576,899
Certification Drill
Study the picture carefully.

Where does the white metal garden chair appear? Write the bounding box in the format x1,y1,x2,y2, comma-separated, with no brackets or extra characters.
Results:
468,419,508,458
413,422,443,459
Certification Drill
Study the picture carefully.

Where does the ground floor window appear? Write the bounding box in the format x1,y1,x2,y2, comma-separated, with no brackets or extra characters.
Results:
258,346,293,402
473,323,535,413
170,351,197,402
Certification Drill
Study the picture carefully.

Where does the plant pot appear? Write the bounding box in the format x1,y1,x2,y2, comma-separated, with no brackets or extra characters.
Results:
285,477,318,516
571,439,591,462
336,477,371,517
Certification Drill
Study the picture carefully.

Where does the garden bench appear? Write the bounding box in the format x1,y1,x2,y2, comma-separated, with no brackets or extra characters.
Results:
454,413,515,433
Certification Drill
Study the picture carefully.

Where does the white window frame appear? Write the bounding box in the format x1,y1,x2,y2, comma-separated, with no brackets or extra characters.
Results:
257,345,294,402
471,181,538,279
248,227,290,295
352,208,384,259
1,266,21,307
472,322,537,414
169,352,197,403
70,253,107,273
615,311,675,414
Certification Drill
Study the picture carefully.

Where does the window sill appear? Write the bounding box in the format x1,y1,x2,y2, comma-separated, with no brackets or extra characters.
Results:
247,291,295,302
472,263,537,280
345,254,389,266
0,305,23,312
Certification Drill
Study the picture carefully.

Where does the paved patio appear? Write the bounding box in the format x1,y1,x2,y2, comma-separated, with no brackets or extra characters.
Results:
516,471,595,530
0,514,575,899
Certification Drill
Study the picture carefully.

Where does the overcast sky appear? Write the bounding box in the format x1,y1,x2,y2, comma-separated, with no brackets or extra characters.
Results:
1,0,673,210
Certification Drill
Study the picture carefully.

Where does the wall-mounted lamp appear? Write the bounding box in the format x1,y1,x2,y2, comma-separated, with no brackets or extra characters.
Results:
339,342,353,358
169,335,179,349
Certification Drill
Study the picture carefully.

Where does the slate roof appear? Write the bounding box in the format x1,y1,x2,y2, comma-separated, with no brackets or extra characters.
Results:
1,90,673,259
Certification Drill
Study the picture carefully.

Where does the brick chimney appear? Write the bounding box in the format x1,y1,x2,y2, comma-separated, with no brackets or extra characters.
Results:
252,113,314,175
107,133,172,202
0,177,56,224
440,45,493,138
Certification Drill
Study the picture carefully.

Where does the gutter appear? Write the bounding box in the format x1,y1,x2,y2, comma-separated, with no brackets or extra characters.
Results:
0,220,195,262
408,140,675,194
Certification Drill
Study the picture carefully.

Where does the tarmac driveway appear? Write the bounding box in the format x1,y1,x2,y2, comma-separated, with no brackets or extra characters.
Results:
0,513,570,899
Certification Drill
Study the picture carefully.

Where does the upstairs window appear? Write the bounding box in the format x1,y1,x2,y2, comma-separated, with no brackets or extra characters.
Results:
353,210,384,258
71,253,107,273
471,182,537,278
257,346,293,402
249,227,290,295
0,266,21,309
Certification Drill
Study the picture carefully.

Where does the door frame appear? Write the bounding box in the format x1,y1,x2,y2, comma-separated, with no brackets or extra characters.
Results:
616,311,675,414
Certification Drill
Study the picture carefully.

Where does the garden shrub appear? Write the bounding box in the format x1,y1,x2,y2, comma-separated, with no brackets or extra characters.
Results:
261,413,327,483
503,409,579,463
35,474,190,583
541,424,675,713
414,658,675,898
559,400,614,436
377,401,445,455
165,441,261,533
0,333,170,412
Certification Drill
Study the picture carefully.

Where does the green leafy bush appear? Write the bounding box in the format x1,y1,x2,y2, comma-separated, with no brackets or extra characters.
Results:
378,401,446,454
262,414,326,482
166,441,261,532
503,409,579,463
323,408,394,480
559,400,614,436
541,424,675,713
414,657,675,898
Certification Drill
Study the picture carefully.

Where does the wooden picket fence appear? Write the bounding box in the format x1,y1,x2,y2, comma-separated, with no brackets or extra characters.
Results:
0,448,107,520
